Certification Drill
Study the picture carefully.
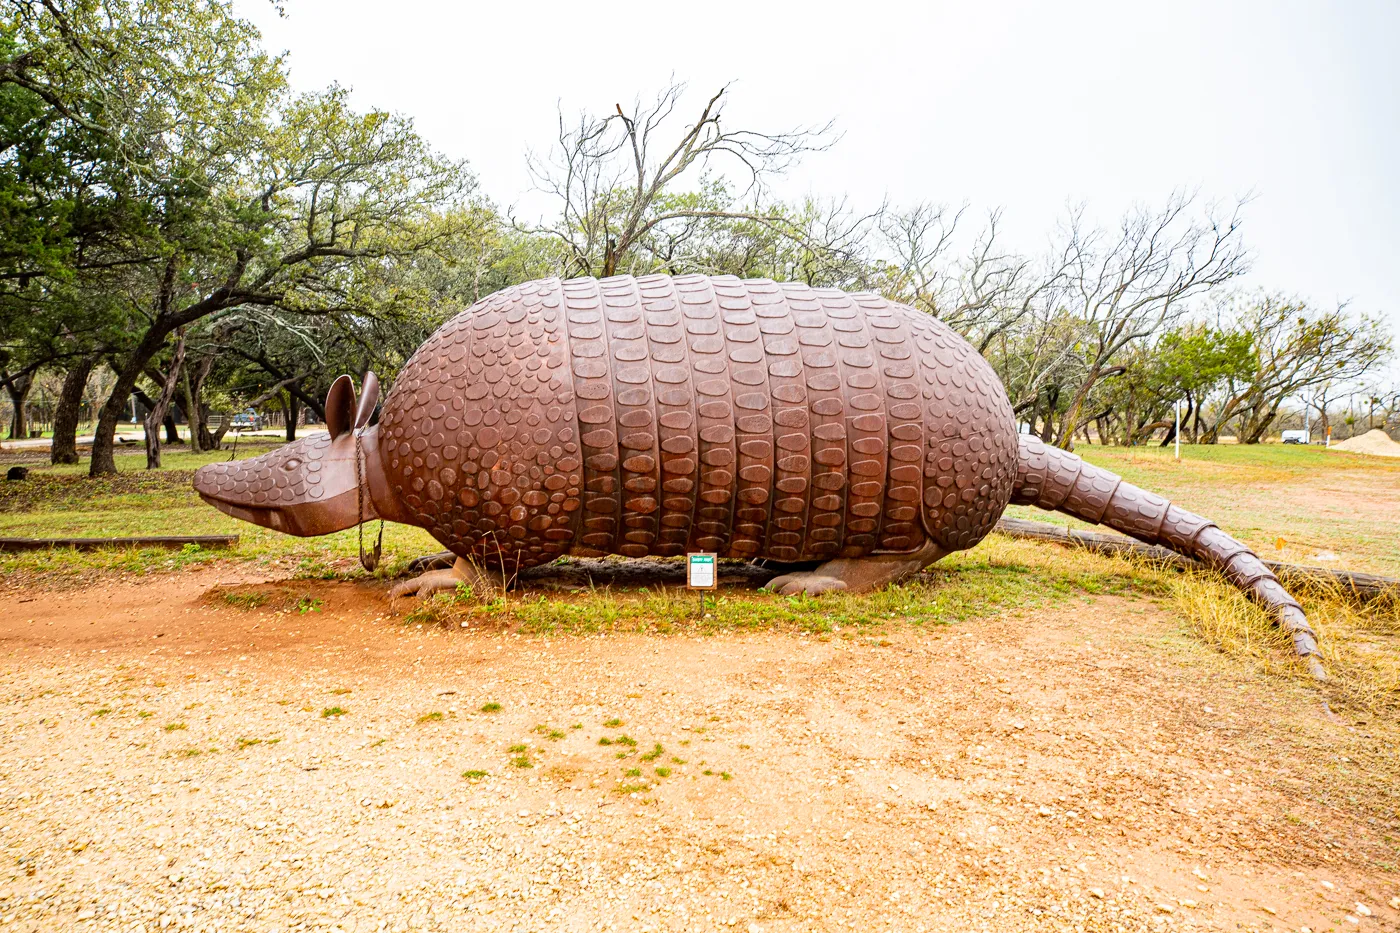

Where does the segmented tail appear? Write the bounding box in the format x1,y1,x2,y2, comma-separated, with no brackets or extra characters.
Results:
1010,435,1324,678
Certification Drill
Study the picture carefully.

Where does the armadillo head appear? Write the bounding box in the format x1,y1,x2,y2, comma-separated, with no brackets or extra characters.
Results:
194,373,391,536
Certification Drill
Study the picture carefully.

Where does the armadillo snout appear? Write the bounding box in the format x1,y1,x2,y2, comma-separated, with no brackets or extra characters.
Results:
192,432,366,535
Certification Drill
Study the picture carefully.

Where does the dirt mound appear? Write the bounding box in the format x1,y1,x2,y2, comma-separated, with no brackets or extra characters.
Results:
1330,428,1400,458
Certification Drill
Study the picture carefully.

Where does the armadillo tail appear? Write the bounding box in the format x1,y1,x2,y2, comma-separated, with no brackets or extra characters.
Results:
1010,434,1325,679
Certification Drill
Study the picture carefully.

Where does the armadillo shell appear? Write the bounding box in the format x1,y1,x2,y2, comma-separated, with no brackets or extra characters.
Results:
376,275,1018,570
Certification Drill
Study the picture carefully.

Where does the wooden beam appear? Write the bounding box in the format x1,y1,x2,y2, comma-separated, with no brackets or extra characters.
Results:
0,535,239,552
993,517,1397,602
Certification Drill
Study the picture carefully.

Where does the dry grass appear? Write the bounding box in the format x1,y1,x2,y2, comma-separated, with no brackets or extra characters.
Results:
1169,568,1400,714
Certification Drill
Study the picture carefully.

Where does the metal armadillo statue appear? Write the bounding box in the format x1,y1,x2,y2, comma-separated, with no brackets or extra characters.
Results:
194,275,1323,673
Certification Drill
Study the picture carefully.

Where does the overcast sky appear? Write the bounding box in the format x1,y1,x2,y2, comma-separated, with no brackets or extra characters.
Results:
236,0,1397,346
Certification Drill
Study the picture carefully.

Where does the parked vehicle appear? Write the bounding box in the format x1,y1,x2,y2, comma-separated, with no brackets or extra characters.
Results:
1281,429,1310,445
230,410,265,431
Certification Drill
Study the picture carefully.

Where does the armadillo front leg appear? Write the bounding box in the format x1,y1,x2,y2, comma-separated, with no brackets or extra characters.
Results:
1011,436,1325,678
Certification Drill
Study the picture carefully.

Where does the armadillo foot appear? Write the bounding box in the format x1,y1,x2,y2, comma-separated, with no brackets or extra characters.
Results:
389,557,505,600
763,541,948,596
763,573,849,596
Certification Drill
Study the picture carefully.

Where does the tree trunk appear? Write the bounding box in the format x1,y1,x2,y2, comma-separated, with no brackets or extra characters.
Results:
90,321,182,476
4,371,34,439
187,354,219,450
144,329,187,470
286,391,298,442
51,356,97,465
164,412,180,444
182,360,201,454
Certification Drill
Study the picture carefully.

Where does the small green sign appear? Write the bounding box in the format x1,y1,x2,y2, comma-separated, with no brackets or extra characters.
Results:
687,552,716,589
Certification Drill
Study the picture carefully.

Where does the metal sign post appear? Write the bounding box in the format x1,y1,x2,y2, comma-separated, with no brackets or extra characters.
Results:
1175,398,1181,461
687,552,716,615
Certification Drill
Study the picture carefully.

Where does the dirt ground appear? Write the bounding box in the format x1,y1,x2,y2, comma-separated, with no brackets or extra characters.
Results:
1,569,1397,933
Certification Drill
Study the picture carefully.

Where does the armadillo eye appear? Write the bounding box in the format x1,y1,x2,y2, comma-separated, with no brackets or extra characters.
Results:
283,458,302,470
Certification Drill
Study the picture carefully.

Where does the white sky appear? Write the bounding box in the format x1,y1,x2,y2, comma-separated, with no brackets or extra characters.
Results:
236,0,1398,359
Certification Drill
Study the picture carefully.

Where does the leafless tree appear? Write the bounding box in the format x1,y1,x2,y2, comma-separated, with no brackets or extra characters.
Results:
523,81,836,278
1044,192,1250,448
876,205,1066,355
1202,294,1392,443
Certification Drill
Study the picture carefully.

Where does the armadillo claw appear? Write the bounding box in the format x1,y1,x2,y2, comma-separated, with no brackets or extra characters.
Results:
763,573,849,596
388,569,469,600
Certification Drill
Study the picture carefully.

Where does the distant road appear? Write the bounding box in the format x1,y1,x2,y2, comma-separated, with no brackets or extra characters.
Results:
0,428,295,453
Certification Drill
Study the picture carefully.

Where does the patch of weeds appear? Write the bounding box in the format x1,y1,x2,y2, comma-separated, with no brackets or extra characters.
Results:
480,702,501,713
641,743,663,761
221,590,268,610
720,771,733,781
624,767,642,777
654,766,671,778
702,769,713,776
92,708,111,717
462,770,489,781
330,687,351,696
292,558,341,581
164,722,186,732
510,755,533,769
369,738,386,748
508,743,529,753
321,707,347,718
598,737,614,746
615,734,637,747
571,723,583,730
417,712,444,724
615,783,646,794
235,738,262,750
546,729,565,740
670,756,686,765
294,595,322,614
603,717,623,728
138,711,152,719
615,751,630,759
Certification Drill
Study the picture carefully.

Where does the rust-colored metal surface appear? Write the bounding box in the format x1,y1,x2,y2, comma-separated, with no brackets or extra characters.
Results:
195,274,1323,671
373,275,1020,566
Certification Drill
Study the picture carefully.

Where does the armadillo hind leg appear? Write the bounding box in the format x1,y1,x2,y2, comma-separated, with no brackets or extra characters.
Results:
388,557,507,600
763,539,948,596
1011,435,1326,679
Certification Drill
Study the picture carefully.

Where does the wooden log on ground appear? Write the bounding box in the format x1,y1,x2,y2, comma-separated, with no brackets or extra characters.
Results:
0,534,239,552
993,517,1398,602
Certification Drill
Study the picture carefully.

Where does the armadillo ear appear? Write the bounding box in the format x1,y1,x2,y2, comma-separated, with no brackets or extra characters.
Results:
325,374,357,441
354,371,380,429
